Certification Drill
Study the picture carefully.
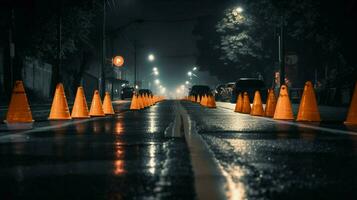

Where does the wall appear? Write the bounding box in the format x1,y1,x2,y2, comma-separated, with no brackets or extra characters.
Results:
22,58,52,99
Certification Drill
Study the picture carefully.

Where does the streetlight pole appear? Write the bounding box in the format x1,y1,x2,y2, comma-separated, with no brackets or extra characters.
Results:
100,0,106,97
134,40,137,89
279,16,286,87
8,8,15,92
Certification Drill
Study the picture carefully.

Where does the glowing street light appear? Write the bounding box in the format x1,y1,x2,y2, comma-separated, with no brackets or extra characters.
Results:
155,79,160,85
185,81,190,85
113,56,124,67
234,6,244,15
153,71,159,76
148,54,155,62
192,67,197,71
188,71,192,77
153,67,158,71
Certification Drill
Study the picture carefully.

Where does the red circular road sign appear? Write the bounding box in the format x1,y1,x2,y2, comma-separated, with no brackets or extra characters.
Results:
113,56,124,67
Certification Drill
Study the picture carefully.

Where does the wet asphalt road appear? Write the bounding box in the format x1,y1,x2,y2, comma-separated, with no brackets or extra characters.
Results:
181,101,357,200
0,100,196,199
1,100,357,200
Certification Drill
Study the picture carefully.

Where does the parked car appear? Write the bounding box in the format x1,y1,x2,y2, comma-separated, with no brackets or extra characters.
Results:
214,84,225,101
138,89,153,96
121,87,134,100
189,85,212,101
215,82,235,102
231,78,267,103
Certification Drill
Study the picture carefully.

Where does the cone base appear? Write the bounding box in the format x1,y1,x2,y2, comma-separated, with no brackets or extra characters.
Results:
273,118,294,121
48,117,72,120
344,121,357,125
72,116,90,119
297,119,321,122
90,114,105,117
4,119,34,123
104,113,115,115
4,121,34,130
252,114,264,116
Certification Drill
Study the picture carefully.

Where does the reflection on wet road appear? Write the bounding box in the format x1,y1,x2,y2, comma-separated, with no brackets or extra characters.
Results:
182,101,357,200
1,99,357,199
0,100,195,199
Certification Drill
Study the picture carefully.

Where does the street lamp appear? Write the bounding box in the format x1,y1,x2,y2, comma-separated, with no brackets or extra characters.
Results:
192,67,197,71
155,79,160,85
148,54,155,62
234,6,243,14
185,81,189,85
232,6,244,22
188,71,192,77
153,71,159,76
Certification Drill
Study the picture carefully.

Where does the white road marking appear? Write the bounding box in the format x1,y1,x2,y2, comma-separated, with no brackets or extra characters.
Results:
176,102,227,200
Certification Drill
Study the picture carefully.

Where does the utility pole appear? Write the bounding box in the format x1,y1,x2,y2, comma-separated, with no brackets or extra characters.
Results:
134,40,137,89
8,9,15,90
100,0,106,97
57,0,62,84
279,16,286,87
50,0,62,96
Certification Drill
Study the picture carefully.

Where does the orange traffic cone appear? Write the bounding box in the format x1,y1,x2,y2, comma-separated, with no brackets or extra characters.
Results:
150,95,156,105
265,89,277,117
150,95,154,106
250,91,264,116
138,94,144,109
5,80,34,123
130,94,140,110
242,92,251,114
345,82,357,125
196,95,201,103
89,90,105,117
297,81,321,122
103,92,115,115
142,93,147,107
200,95,208,107
234,93,243,113
273,85,294,120
146,93,150,107
49,83,71,120
71,86,90,119
207,95,217,108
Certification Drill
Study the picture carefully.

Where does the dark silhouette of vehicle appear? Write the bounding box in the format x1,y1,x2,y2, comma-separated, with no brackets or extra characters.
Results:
121,87,134,100
138,89,153,96
189,85,212,101
231,78,267,103
215,82,235,102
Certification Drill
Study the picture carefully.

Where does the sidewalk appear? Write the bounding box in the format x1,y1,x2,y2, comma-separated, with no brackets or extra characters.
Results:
0,100,131,125
217,102,348,122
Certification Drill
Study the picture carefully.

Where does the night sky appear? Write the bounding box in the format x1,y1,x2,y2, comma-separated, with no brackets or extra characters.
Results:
105,0,223,91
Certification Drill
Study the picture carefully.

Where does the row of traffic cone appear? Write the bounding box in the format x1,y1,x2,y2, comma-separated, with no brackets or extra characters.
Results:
234,81,357,124
130,93,164,110
4,81,115,124
49,84,114,120
184,94,217,108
